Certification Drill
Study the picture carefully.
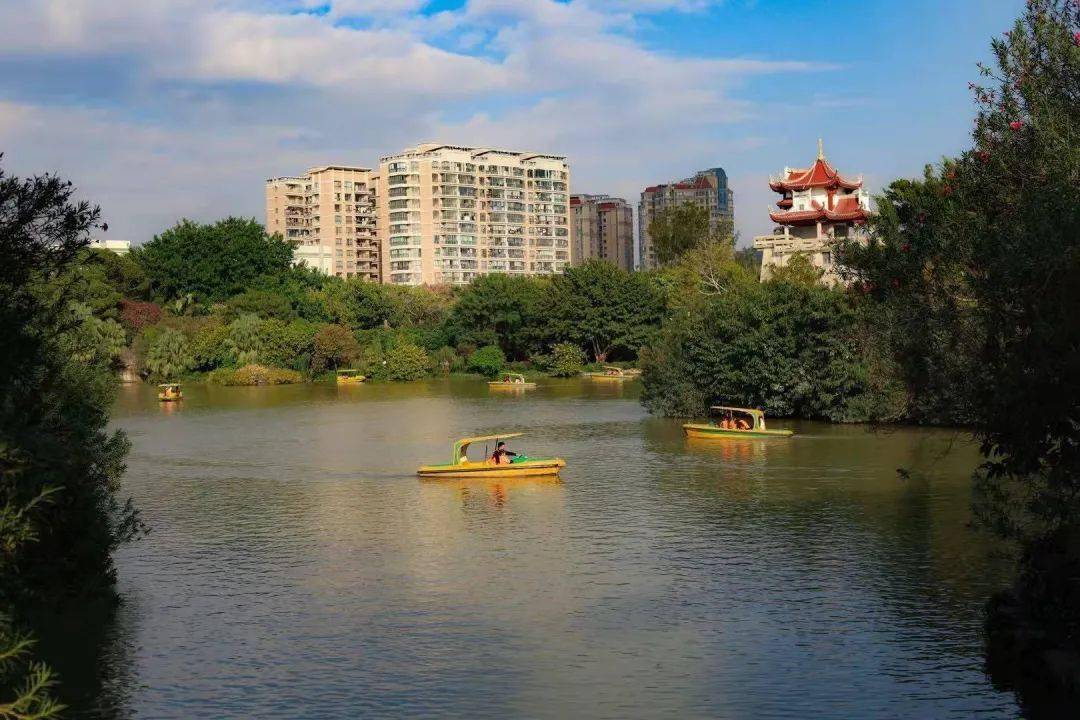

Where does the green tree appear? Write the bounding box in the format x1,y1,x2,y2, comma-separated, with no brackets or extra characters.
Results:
647,202,734,265
543,260,665,362
548,343,586,377
224,314,264,366
838,2,1080,704
312,325,359,372
377,343,431,381
766,252,824,287
133,218,294,303
261,319,319,371
466,345,505,377
189,322,231,371
66,303,126,369
223,289,296,321
445,274,545,359
1,160,140,708
145,328,193,380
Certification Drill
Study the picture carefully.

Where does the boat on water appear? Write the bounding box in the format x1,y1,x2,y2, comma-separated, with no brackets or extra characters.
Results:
157,383,183,402
417,433,566,479
336,369,366,385
488,372,537,389
683,406,794,439
587,366,633,381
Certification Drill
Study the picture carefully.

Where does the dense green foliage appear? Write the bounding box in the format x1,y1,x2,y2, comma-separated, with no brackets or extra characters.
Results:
466,345,506,377
133,218,294,303
1,160,140,714
547,343,586,377
839,1,1080,706
444,273,544,358
145,328,193,380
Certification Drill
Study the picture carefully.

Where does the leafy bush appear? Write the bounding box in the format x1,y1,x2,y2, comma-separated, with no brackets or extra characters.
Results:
118,298,161,334
145,327,193,380
190,322,231,371
312,324,359,371
224,313,264,365
262,318,319,371
548,342,586,377
466,345,505,377
223,289,295,320
431,346,459,374
222,364,303,386
375,343,430,381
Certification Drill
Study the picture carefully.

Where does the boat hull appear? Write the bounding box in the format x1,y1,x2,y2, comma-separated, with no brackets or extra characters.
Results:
683,423,793,439
158,394,183,402
336,378,365,385
587,374,627,381
417,458,565,479
488,382,537,389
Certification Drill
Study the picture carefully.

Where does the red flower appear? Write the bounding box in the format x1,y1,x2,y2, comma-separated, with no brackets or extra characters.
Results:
976,150,991,163
1009,120,1024,131
901,243,911,252
918,212,927,224
943,185,953,196
1074,31,1080,46
891,279,900,289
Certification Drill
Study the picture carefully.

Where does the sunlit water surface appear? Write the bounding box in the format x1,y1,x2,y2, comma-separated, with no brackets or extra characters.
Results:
56,378,1019,718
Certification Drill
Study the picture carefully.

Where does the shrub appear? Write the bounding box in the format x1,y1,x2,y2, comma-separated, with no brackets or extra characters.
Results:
119,298,161,334
189,322,230,371
431,346,458,374
548,342,586,377
224,313,264,365
467,344,505,377
223,363,303,386
223,289,295,320
262,318,320,371
145,327,193,380
312,324,359,371
377,343,430,381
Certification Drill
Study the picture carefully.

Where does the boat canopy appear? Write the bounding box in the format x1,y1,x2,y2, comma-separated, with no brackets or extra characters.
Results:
603,366,625,375
337,368,361,375
158,383,181,388
500,373,526,381
710,406,766,428
452,433,523,463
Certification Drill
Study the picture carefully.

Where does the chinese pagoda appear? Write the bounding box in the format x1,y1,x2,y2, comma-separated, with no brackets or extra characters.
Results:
753,140,869,284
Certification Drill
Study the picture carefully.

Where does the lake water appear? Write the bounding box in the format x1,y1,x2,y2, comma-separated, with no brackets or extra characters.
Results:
56,378,1020,718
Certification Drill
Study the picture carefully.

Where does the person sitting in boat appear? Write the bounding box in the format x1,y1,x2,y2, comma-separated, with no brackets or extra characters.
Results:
736,416,751,430
490,441,518,464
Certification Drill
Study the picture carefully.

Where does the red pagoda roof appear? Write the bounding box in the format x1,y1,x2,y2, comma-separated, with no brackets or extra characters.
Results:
769,142,862,193
769,197,867,226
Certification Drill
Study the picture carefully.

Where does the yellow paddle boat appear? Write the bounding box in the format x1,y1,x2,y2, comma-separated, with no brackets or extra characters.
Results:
683,406,794,439
336,369,366,385
488,372,537,390
157,383,183,402
417,433,566,479
587,366,632,381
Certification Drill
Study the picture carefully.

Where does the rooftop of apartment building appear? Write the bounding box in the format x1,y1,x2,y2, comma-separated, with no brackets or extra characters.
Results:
379,143,567,164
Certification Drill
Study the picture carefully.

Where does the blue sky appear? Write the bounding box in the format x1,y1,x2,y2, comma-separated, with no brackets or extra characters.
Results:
0,0,1022,245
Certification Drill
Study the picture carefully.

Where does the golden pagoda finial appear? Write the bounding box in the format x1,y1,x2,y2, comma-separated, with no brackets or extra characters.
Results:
817,137,824,160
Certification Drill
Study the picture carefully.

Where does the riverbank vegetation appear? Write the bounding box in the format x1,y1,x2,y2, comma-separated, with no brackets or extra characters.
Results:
1,160,142,716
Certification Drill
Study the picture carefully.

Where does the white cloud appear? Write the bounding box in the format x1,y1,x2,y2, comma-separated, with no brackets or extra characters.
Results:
0,0,833,243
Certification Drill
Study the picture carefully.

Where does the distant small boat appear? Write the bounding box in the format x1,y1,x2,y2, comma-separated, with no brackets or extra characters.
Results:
683,406,794,439
157,383,183,402
417,433,565,479
488,372,537,389
336,369,366,385
587,366,632,381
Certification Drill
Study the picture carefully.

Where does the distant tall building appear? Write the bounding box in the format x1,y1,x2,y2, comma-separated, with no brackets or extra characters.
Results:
570,194,634,271
376,143,571,286
637,167,734,269
265,166,379,281
753,141,869,285
89,238,131,255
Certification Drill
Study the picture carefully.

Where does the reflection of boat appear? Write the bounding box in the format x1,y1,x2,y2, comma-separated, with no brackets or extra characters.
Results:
683,406,794,438
336,369,366,385
157,383,183,401
488,373,537,390
587,366,632,381
417,433,566,479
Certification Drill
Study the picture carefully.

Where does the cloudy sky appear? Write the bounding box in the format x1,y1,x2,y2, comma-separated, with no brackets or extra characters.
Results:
0,0,1021,246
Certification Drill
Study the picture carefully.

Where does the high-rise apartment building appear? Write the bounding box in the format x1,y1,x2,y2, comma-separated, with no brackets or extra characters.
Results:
637,167,734,269
265,165,378,280
570,194,634,271
376,144,571,285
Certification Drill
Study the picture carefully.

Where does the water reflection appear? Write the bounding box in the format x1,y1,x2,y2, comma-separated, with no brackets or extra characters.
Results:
45,379,1021,718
